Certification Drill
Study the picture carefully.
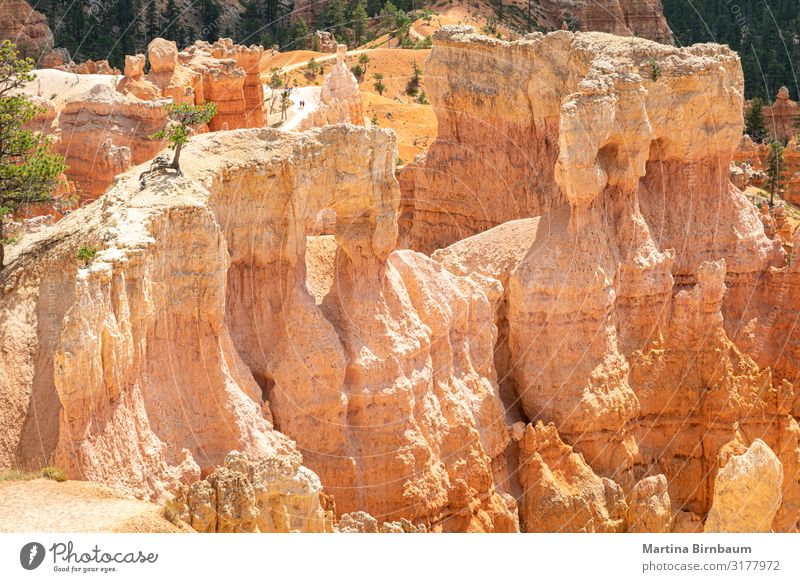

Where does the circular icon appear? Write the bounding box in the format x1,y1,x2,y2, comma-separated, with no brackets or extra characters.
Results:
20,542,46,570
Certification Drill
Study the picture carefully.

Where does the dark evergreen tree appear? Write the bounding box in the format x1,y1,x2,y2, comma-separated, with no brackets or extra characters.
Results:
663,0,799,100
199,0,222,42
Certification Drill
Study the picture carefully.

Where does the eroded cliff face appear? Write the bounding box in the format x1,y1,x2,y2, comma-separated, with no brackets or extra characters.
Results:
539,0,673,43
0,0,54,58
399,26,742,253
4,26,799,534
427,27,800,532
1,125,516,532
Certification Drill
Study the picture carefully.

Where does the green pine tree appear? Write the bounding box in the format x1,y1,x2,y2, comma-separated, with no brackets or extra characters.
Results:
291,16,310,50
765,140,787,206
744,97,768,143
0,41,68,269
350,0,370,45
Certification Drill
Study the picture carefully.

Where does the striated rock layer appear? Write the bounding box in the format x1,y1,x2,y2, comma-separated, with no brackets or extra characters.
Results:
428,27,800,532
538,0,673,43
399,26,741,253
1,125,516,532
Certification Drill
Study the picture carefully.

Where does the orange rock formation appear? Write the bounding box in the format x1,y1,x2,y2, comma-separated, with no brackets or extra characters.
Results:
539,0,673,43
2,26,799,534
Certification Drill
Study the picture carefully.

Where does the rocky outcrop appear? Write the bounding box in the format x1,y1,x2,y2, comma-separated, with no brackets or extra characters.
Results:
59,59,120,75
1,125,517,532
538,0,673,43
0,0,54,58
300,44,364,130
518,422,627,532
146,38,205,106
424,27,800,532
705,440,783,532
626,475,671,532
53,83,168,199
337,511,426,533
734,135,800,206
167,451,331,532
399,26,733,253
763,86,800,142
179,38,248,131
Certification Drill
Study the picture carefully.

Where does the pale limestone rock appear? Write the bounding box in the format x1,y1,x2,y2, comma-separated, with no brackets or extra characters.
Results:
706,440,783,532
167,451,331,533
300,44,364,130
337,512,378,533
425,27,800,532
400,26,749,254
124,54,146,78
148,38,179,73
626,475,671,532
53,83,168,199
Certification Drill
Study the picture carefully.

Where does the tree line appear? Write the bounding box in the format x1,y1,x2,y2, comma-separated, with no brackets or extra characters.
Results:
663,0,799,101
35,0,424,68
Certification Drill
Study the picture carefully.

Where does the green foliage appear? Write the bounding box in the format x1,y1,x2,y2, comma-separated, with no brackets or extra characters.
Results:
305,58,320,79
744,97,768,142
663,0,800,100
351,0,370,45
351,64,365,79
198,0,223,42
77,244,98,265
269,68,284,90
150,102,217,171
0,41,67,269
648,59,661,81
152,102,218,148
373,72,386,95
290,16,311,50
322,0,348,41
765,139,787,202
371,112,379,126
39,466,68,482
406,59,422,95
416,91,428,105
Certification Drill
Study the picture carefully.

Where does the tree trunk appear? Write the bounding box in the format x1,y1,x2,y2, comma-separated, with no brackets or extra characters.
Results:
171,142,182,171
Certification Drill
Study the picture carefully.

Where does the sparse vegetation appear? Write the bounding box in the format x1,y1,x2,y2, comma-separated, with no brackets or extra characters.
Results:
371,112,379,126
765,140,788,206
373,72,386,95
77,244,98,266
351,64,365,79
0,466,68,482
649,59,661,81
280,87,293,122
150,102,218,172
406,60,422,96
358,53,370,73
416,91,428,105
304,58,320,80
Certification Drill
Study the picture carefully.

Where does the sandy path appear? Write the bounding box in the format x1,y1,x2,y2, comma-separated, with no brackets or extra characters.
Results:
0,479,183,533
